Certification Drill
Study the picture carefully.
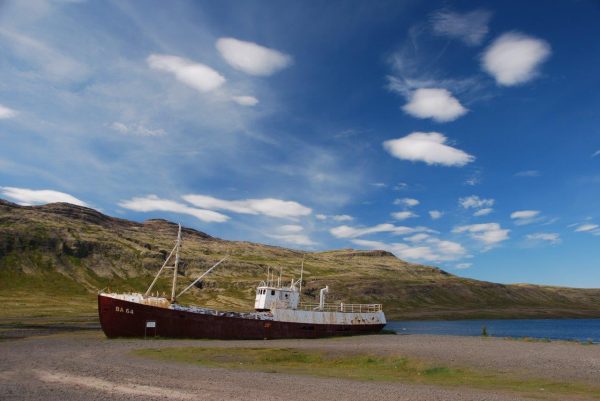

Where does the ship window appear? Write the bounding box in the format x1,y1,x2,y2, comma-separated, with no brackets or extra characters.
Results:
271,290,275,296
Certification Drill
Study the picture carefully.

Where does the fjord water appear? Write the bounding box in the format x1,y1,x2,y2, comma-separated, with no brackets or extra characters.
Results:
388,319,600,342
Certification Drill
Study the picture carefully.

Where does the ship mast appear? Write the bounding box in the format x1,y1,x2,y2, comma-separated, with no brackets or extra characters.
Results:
144,223,182,300
170,223,182,303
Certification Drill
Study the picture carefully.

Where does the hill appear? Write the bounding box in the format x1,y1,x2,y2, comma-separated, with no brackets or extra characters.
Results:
1,199,600,321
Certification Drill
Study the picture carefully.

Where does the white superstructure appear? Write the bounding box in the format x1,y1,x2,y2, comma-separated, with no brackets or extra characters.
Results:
253,274,386,326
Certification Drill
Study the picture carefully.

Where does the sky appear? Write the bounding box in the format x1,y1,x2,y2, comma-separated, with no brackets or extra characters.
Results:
1,0,600,288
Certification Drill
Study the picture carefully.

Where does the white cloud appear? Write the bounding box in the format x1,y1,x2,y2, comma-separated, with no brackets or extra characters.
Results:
0,104,17,119
232,95,259,106
216,37,292,76
279,224,304,233
119,195,229,223
268,224,315,246
526,232,561,245
332,214,353,222
515,170,540,177
404,233,431,243
0,186,88,206
147,54,225,93
429,210,443,220
352,236,466,263
574,223,598,233
592,150,600,158
392,211,418,221
110,122,166,137
267,234,316,246
394,198,420,207
371,182,387,188
314,214,353,222
459,195,494,209
511,210,543,226
430,9,492,46
182,194,311,219
473,208,493,217
455,263,472,269
402,88,468,122
453,223,510,247
383,132,474,167
482,32,551,86
330,223,430,239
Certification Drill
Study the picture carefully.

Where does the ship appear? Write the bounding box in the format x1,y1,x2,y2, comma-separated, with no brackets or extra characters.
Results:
98,225,386,339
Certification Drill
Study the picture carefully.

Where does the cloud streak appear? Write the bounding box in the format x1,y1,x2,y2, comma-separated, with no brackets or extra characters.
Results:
511,210,541,225
352,236,466,263
147,54,226,93
330,223,431,239
526,232,561,245
119,195,229,223
183,194,312,219
391,211,418,221
0,186,88,207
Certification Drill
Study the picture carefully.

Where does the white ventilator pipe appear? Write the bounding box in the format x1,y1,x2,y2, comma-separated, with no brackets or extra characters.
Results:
319,286,329,310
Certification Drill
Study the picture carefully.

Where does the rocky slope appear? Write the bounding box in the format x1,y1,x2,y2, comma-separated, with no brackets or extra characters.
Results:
2,199,600,320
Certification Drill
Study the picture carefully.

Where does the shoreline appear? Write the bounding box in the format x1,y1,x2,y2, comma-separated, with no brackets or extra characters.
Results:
2,316,600,342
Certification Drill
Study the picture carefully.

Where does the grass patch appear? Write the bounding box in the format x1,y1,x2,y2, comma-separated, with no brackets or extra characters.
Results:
134,347,600,400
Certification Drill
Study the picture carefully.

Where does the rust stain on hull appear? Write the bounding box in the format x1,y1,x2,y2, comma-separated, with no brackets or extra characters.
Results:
98,295,385,340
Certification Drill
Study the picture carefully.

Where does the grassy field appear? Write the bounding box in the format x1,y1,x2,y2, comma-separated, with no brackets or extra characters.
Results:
134,346,600,400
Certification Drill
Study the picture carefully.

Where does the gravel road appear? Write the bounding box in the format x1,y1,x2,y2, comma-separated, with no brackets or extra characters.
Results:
1,331,599,401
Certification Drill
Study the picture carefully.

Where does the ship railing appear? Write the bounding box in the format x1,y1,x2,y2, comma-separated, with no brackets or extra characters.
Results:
297,303,382,313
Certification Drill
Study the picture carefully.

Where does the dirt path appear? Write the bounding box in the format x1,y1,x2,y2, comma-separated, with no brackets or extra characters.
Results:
1,331,599,401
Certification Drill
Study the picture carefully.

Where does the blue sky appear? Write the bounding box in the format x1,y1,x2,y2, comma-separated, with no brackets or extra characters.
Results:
1,0,600,287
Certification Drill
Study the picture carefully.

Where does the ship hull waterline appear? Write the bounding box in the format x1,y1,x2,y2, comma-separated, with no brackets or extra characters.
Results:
98,295,385,340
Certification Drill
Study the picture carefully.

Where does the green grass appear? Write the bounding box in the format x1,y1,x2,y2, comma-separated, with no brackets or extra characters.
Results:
134,347,600,400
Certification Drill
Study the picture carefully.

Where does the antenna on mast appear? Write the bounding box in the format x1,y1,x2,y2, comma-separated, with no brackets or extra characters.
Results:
278,266,282,287
299,254,305,294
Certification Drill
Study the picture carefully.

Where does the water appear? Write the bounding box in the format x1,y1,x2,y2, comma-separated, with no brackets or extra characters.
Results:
387,318,600,343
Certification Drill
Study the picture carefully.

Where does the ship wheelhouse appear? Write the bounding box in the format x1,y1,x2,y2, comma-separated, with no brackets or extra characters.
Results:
254,282,300,311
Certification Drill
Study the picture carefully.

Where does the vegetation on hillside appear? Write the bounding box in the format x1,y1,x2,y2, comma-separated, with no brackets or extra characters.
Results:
2,199,600,320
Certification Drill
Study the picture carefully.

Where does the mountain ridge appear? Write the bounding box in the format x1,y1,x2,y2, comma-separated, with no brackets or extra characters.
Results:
2,199,600,320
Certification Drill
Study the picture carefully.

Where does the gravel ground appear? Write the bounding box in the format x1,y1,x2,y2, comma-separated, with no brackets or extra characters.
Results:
1,330,599,401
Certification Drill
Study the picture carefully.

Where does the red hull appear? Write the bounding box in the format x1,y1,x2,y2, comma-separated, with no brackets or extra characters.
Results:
98,295,385,339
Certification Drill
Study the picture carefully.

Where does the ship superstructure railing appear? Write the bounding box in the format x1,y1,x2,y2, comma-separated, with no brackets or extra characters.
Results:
297,303,382,313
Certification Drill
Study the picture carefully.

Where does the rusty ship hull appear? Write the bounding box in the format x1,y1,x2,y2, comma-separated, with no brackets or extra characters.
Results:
98,294,385,339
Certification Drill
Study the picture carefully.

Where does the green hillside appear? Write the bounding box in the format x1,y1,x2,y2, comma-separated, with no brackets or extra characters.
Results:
1,199,600,321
